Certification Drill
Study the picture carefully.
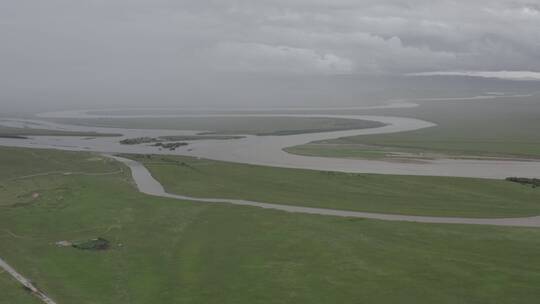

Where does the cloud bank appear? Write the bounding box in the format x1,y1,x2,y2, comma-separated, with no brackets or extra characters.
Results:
1,0,540,110
1,0,539,77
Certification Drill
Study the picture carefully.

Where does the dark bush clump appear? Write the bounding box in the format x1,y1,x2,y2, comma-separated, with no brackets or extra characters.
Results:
506,177,540,187
72,238,110,251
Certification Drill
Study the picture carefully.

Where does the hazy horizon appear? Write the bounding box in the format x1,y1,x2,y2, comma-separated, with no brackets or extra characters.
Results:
1,0,539,112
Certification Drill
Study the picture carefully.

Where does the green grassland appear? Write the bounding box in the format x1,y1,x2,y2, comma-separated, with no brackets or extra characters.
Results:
285,143,404,160
2,147,540,303
0,126,119,138
53,116,384,136
129,154,540,218
0,272,41,304
287,96,540,159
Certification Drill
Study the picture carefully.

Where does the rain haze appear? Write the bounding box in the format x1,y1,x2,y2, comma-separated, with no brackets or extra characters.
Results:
1,0,540,112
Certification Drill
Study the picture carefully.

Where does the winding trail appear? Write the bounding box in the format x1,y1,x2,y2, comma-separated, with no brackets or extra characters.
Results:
110,155,540,228
0,257,57,304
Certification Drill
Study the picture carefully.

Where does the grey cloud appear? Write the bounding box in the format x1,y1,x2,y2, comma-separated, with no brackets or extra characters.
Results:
212,42,354,74
1,0,539,110
2,0,539,76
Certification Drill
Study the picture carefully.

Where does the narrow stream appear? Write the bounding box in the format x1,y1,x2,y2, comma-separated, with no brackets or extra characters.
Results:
110,155,540,227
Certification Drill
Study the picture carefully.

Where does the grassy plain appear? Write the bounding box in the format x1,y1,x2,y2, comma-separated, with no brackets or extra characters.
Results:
0,126,119,138
287,96,540,159
53,116,384,136
285,143,402,160
131,154,540,218
2,147,540,303
0,272,41,304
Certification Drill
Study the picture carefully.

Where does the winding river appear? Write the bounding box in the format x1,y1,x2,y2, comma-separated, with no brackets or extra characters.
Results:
1,108,540,226
110,155,540,227
2,109,539,304
1,110,540,179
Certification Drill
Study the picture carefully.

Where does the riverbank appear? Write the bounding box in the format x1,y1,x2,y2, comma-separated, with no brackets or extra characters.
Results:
1,114,539,179
113,154,540,224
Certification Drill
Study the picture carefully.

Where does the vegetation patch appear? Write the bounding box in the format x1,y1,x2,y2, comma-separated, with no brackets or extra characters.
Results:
72,238,110,251
0,135,28,139
153,142,188,151
119,137,157,145
120,135,242,146
0,126,120,137
60,116,385,136
127,154,540,218
120,137,189,150
160,135,244,141
506,177,540,187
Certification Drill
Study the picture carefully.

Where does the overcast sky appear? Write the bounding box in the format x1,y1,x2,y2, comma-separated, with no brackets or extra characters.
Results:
1,0,539,109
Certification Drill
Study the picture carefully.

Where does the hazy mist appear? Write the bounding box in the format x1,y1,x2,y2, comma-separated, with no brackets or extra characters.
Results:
1,0,539,112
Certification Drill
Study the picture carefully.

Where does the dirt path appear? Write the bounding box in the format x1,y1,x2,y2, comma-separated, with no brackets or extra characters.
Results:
110,155,540,228
0,257,57,304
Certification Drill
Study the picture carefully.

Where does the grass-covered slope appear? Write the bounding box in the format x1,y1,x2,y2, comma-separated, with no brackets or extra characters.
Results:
130,154,540,218
1,147,540,303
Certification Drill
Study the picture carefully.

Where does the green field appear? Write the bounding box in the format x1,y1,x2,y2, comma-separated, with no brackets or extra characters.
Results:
0,126,119,138
53,116,384,136
285,143,407,160
129,154,540,218
2,147,540,303
287,96,540,159
0,272,41,304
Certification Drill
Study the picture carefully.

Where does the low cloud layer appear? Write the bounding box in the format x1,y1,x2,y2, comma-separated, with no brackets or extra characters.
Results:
1,0,539,109
2,1,540,75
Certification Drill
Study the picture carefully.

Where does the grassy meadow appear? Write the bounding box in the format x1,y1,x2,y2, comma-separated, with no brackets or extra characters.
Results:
287,96,540,159
1,147,540,303
0,126,119,138
129,154,540,218
0,272,41,304
53,116,384,136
